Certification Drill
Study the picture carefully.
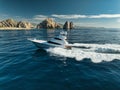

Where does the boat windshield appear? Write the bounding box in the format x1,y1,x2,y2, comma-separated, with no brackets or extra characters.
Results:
47,41,62,45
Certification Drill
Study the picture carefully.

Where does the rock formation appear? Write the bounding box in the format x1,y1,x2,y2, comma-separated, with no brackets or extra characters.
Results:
17,21,33,28
63,21,70,29
0,19,33,29
70,22,73,29
63,21,73,29
0,19,18,28
37,18,61,29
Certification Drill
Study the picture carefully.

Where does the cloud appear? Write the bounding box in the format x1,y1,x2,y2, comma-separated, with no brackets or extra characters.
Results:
89,14,120,18
52,14,87,19
0,14,9,20
33,15,48,20
117,19,120,22
52,14,120,19
34,15,47,18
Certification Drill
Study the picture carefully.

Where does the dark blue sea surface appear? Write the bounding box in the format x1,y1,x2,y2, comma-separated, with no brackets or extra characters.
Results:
0,29,120,90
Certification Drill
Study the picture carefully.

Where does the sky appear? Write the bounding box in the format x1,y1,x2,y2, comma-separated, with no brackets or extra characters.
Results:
0,0,120,28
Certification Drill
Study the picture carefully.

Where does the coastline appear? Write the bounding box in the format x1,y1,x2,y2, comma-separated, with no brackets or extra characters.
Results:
0,27,35,30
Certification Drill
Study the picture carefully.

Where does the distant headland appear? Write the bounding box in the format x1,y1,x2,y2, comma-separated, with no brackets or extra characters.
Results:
0,18,74,30
0,19,34,30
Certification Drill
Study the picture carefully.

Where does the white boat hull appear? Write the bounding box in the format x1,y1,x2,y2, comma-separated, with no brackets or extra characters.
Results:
28,38,64,49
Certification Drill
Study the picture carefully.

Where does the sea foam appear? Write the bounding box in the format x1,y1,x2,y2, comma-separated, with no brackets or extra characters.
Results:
46,43,120,63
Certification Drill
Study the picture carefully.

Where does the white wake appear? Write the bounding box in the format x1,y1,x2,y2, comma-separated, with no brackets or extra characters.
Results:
46,43,120,63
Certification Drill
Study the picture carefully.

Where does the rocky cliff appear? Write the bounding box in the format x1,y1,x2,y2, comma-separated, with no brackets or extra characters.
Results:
17,21,33,28
70,22,74,29
37,18,62,29
63,21,73,29
0,19,34,29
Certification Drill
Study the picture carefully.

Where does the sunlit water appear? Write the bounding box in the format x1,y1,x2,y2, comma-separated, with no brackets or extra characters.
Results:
0,29,120,90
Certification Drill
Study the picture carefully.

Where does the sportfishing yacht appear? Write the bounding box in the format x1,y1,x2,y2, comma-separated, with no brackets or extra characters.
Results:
28,31,71,49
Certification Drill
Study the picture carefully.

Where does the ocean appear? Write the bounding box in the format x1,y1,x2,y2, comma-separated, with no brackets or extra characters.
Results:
0,29,120,90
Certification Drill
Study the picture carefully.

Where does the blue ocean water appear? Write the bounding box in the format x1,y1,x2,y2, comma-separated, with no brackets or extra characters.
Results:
0,29,120,90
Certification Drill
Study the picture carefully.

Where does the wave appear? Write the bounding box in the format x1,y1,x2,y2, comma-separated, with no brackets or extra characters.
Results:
46,43,120,63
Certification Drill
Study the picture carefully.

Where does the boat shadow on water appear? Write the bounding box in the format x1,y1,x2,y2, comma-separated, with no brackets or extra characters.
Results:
33,49,48,57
